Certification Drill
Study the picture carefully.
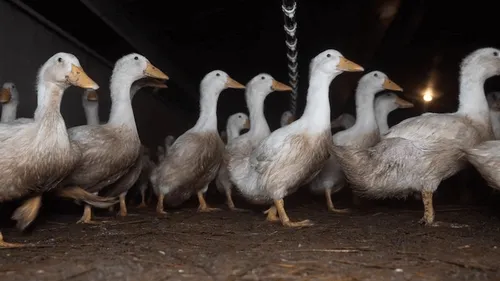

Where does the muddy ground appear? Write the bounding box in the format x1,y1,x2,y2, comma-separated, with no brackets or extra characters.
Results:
0,185,499,281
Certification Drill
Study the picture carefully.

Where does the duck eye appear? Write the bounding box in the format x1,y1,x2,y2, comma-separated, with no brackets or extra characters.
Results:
134,56,139,60
216,73,220,77
261,76,265,80
374,73,379,77
494,51,499,57
57,57,63,63
238,115,242,118
326,54,331,58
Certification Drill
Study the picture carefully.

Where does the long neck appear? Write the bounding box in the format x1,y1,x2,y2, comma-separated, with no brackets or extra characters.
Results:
226,124,241,142
1,101,17,123
375,104,391,135
246,89,270,138
192,88,219,132
351,83,377,132
457,67,489,123
301,72,335,132
108,75,136,128
34,82,65,121
83,102,100,125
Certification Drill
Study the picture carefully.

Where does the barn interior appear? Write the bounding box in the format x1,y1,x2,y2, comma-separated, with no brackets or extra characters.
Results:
1,0,500,280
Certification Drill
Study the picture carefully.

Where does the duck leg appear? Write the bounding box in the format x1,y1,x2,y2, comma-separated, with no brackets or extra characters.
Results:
0,232,23,248
117,192,128,217
419,190,436,226
274,199,313,227
197,187,220,212
77,205,100,224
156,193,166,215
12,196,42,230
224,186,246,212
325,188,350,213
263,206,280,222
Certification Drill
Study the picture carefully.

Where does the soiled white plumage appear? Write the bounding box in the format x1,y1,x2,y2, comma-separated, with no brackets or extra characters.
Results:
228,49,364,227
226,74,293,205
151,70,244,213
0,53,100,246
62,53,169,224
215,112,249,210
333,48,500,225
309,71,404,212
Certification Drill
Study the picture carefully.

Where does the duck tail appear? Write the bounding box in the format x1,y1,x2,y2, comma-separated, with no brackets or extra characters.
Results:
57,186,118,208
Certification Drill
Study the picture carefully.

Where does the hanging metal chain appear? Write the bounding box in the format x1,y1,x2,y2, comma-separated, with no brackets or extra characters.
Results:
282,0,298,117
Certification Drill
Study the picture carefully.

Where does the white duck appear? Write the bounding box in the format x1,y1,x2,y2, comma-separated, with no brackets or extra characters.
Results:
0,82,19,123
98,78,168,217
151,70,244,214
225,74,293,209
332,48,500,225
375,92,414,134
486,92,500,139
0,53,100,247
228,50,363,227
61,53,169,224
215,112,250,210
309,71,404,212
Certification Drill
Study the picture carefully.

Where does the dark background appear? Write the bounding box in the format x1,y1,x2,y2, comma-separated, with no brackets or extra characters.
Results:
2,0,500,147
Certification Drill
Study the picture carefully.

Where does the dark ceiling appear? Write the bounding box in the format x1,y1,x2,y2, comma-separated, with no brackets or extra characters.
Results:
16,0,500,129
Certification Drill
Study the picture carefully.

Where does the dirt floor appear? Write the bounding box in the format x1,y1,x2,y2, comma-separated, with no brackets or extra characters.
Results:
0,190,500,281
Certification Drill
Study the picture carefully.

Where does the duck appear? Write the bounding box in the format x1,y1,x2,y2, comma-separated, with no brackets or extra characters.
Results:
280,110,295,127
332,48,500,225
225,74,293,209
375,92,414,135
215,113,250,210
228,50,364,227
486,92,500,139
0,53,101,247
462,95,500,190
97,78,168,217
151,70,245,214
308,71,403,213
60,53,169,224
0,82,19,123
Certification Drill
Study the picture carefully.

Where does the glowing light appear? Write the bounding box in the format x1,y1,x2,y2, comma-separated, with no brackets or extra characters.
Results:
422,88,433,102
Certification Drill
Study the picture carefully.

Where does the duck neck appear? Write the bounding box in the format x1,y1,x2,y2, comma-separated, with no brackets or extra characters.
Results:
193,87,219,132
301,72,336,132
457,68,489,123
34,82,65,121
83,102,100,125
375,104,391,135
246,88,270,138
351,83,377,133
108,74,136,129
226,124,241,142
1,101,18,123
